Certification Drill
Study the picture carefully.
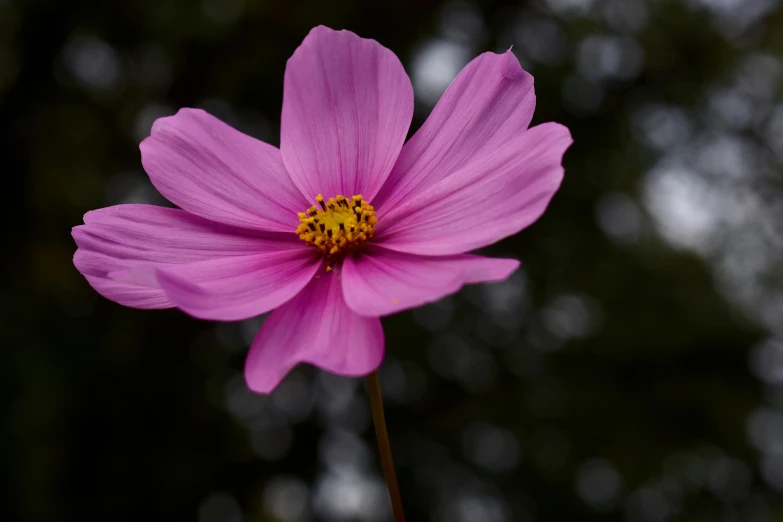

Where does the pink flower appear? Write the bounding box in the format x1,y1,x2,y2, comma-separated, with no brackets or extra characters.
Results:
72,26,572,393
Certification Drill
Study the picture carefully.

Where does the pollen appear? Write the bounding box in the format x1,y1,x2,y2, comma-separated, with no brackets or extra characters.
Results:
296,194,378,258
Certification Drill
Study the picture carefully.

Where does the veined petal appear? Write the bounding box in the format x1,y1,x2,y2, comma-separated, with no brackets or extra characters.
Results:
342,246,519,317
140,108,308,232
76,205,302,262
244,270,384,394
281,26,413,202
153,251,322,321
76,254,172,309
375,122,572,255
374,51,535,213
72,204,305,311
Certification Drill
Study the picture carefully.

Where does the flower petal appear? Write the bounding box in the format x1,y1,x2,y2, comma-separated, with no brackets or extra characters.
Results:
342,246,519,316
72,204,303,310
140,108,308,232
281,26,413,202
373,51,535,214
375,122,572,255
244,270,384,394
76,258,171,309
152,250,322,321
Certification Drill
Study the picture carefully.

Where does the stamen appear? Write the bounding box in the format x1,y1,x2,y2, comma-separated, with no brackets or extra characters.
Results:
296,194,378,262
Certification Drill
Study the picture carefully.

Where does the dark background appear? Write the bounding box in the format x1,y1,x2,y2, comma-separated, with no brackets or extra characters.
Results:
3,0,783,520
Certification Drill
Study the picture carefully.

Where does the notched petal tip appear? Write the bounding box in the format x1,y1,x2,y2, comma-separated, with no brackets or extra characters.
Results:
501,49,530,81
541,121,575,154
71,223,85,241
140,107,201,145
303,25,365,44
290,26,365,65
243,368,287,395
487,258,521,282
79,204,120,224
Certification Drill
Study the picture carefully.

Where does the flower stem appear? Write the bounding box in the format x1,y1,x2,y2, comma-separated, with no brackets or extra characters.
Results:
366,370,405,522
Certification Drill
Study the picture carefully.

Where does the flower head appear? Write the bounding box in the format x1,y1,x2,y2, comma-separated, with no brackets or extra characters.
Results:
72,26,572,393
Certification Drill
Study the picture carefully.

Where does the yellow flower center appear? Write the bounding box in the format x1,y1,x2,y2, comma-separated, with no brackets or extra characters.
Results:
296,194,378,260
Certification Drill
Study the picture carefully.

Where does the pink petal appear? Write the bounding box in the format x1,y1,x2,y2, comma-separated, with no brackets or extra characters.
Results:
373,51,535,214
140,108,308,232
153,251,322,321
72,204,307,312
244,270,384,394
375,122,572,256
280,26,413,202
76,254,172,309
342,246,519,317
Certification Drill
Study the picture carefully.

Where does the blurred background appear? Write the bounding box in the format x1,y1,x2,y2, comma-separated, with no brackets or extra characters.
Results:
2,0,783,520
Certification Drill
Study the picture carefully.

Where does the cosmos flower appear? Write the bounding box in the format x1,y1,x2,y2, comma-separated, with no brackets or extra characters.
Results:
72,26,572,393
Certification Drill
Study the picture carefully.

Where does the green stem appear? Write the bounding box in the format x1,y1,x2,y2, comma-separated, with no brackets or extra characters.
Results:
366,371,406,522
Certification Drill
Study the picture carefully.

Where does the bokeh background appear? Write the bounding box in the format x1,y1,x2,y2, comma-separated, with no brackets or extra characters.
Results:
3,0,783,520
